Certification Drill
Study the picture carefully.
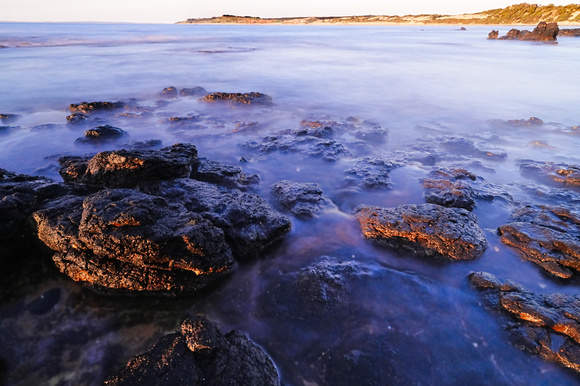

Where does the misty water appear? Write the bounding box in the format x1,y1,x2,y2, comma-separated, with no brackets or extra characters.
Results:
1,22,580,384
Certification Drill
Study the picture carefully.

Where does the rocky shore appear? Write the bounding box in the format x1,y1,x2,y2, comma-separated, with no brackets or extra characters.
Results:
2,85,580,384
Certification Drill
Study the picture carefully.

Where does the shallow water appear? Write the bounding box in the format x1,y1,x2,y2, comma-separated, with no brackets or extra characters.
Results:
1,23,580,385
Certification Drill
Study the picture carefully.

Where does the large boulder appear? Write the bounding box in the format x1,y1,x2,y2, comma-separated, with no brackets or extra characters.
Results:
489,22,559,41
354,203,487,260
59,143,199,188
498,205,580,279
469,272,580,373
104,317,280,385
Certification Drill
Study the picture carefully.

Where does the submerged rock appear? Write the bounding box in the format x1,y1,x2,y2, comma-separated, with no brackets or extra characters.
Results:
68,101,126,115
489,22,559,41
354,203,487,260
58,143,199,188
104,317,280,385
559,28,580,37
160,86,178,99
0,113,20,124
242,135,351,162
199,92,273,106
438,136,507,161
519,160,580,189
469,271,580,373
343,156,403,190
498,205,580,279
180,86,207,96
75,125,128,144
192,159,259,191
271,180,331,219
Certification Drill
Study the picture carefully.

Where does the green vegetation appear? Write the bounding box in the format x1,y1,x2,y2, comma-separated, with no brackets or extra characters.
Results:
477,3,580,24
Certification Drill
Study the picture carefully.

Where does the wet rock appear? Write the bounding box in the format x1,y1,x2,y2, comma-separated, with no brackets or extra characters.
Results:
519,160,580,189
490,22,559,41
75,125,128,144
66,113,89,125
0,113,20,124
69,101,126,115
242,135,351,162
512,182,580,209
344,156,403,190
33,189,235,294
469,271,580,373
104,317,279,385
192,159,259,191
31,124,63,131
498,205,580,279
423,168,513,210
488,30,499,39
58,143,199,188
354,203,487,260
160,86,178,99
0,125,18,134
439,136,507,161
492,117,545,127
123,139,164,151
167,115,204,131
271,180,331,219
199,92,273,106
559,28,580,37
180,86,207,96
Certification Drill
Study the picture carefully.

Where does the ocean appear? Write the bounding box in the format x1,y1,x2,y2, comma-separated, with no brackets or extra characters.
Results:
1,22,580,384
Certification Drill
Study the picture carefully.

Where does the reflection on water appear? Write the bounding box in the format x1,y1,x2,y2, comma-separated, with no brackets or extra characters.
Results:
1,23,580,384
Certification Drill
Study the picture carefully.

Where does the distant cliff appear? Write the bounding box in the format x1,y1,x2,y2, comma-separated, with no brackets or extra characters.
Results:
177,3,580,25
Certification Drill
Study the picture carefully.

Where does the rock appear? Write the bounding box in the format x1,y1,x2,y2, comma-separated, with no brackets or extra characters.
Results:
271,180,330,219
344,156,403,190
559,28,580,37
123,139,164,151
33,189,236,294
0,125,18,134
488,30,499,39
58,143,199,188
104,317,280,385
180,86,207,96
497,117,544,127
242,135,351,162
199,92,273,106
498,205,580,279
75,125,128,144
354,203,487,260
0,113,20,124
492,22,559,41
469,271,580,373
423,168,512,210
439,137,507,161
519,160,580,189
192,159,259,191
68,101,126,115
160,86,178,99
511,182,580,209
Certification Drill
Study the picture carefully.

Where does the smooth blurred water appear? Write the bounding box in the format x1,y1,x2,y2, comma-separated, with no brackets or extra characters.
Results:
1,23,580,385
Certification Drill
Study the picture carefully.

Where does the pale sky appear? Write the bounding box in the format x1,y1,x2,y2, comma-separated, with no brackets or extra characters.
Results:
1,1,573,23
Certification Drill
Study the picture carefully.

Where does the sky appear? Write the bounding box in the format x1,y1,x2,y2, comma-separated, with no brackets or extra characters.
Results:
1,1,574,23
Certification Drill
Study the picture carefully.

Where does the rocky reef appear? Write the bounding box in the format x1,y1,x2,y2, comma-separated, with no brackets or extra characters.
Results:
488,21,559,41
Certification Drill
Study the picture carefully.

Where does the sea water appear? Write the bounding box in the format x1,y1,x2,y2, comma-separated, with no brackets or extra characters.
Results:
1,23,580,385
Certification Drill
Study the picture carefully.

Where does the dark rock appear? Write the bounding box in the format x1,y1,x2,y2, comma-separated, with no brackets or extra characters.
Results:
488,30,499,39
33,189,235,294
68,101,126,115
75,125,128,144
160,86,178,99
439,136,507,161
167,115,204,131
494,22,559,41
497,117,544,127
242,135,351,162
511,182,580,209
0,125,17,134
123,139,164,151
192,159,259,191
66,113,89,125
58,143,199,188
271,180,331,219
0,113,20,124
559,28,580,37
104,317,279,385
344,156,403,190
180,86,207,96
199,92,273,106
469,271,580,373
354,203,487,260
31,124,63,131
519,160,580,189
26,288,61,315
498,205,580,279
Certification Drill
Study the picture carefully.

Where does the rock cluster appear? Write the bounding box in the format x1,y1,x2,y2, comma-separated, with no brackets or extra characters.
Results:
271,180,331,219
199,92,273,106
469,272,580,372
488,21,559,41
498,205,580,279
354,203,487,260
105,317,280,385
519,160,580,189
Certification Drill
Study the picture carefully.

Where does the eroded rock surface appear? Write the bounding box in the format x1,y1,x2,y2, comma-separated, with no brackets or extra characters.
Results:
519,160,580,189
469,271,580,373
199,92,273,106
69,101,126,115
192,159,259,191
344,156,403,190
498,205,580,279
489,22,559,41
75,125,128,145
354,203,487,260
105,317,280,385
271,180,331,219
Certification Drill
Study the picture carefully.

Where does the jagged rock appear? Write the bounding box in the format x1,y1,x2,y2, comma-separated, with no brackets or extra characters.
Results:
469,272,580,373
167,115,203,131
33,189,235,294
354,203,487,260
439,137,507,161
160,86,178,99
104,317,280,385
192,159,259,191
559,28,580,37
0,113,20,124
519,160,580,189
58,143,199,188
68,101,126,114
488,30,499,39
242,135,351,162
344,156,403,190
489,22,559,41
511,182,580,209
422,168,512,210
199,92,273,106
75,125,128,144
498,205,580,279
490,117,544,127
180,86,207,96
271,180,330,219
